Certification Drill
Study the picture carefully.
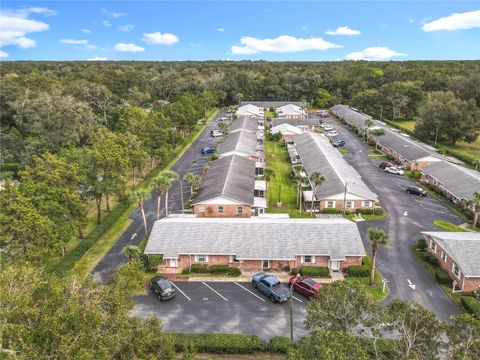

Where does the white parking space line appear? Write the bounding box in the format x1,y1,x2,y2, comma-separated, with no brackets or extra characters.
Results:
202,282,228,302
171,282,191,301
292,296,304,303
234,282,266,302
423,207,447,214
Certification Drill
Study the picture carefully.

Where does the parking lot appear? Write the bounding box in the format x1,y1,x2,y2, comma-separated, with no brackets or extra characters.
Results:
131,281,309,340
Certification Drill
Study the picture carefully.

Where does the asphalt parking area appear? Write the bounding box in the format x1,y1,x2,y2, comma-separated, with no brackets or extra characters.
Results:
131,281,309,339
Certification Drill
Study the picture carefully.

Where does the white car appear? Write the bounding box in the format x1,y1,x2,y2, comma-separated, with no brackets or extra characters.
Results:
324,125,334,131
326,131,339,137
385,166,404,175
211,130,223,137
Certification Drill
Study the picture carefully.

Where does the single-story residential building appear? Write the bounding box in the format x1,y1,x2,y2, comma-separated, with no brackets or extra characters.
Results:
294,132,379,212
272,118,321,132
420,161,480,209
276,104,307,119
422,231,480,293
229,117,259,134
330,104,372,134
240,101,303,109
217,130,264,161
270,123,303,141
145,216,366,273
235,104,264,119
192,155,266,217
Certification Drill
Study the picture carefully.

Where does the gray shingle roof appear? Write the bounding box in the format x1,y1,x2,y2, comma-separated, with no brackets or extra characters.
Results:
421,161,480,201
193,155,255,205
241,101,303,108
145,216,366,260
272,118,320,127
217,130,258,158
294,132,378,201
330,104,372,130
422,232,480,277
229,117,258,133
377,127,435,162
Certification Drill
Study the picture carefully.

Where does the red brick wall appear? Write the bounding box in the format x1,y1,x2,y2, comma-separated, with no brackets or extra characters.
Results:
342,256,363,268
318,199,375,211
194,204,251,218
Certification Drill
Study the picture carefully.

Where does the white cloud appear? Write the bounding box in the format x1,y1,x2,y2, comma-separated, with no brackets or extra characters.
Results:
101,8,125,18
81,28,92,34
0,8,52,50
85,44,97,51
422,10,480,31
325,26,361,36
113,42,144,52
102,20,112,27
230,35,341,54
0,50,9,58
87,56,108,61
142,32,179,45
408,18,415,24
217,28,224,32
346,47,406,61
60,38,89,45
117,24,135,32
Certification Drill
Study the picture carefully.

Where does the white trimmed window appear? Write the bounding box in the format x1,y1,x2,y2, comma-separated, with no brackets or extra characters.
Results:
441,251,448,263
452,264,460,279
237,206,243,214
170,259,178,268
302,256,315,264
229,255,239,263
195,255,208,263
346,201,353,209
430,240,437,253
363,201,371,207
199,205,205,213
326,201,336,208
218,206,224,214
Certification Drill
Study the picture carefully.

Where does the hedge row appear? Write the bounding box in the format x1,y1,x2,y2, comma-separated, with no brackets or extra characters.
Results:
320,208,384,215
170,333,293,354
300,266,330,277
416,249,452,285
461,297,480,319
348,256,373,278
183,264,241,277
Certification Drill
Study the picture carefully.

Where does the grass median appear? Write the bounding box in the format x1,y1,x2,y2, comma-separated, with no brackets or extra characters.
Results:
49,109,219,279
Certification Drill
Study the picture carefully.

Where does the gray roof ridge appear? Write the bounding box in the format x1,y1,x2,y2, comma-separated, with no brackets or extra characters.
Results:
221,155,236,197
310,132,347,187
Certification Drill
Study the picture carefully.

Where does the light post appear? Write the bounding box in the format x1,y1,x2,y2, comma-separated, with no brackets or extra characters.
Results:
290,274,300,341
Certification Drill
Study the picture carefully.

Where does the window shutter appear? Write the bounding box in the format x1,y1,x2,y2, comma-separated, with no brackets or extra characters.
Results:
311,256,315,264
229,256,234,263
300,256,304,264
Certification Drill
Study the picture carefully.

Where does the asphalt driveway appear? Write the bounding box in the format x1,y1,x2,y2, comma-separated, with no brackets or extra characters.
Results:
326,120,462,321
131,281,309,340
92,111,226,283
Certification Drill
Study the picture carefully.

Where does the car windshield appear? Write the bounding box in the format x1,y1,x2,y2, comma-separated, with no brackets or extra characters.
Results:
303,278,318,286
157,280,172,291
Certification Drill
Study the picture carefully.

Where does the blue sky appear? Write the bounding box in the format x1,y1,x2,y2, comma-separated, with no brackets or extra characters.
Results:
1,1,479,61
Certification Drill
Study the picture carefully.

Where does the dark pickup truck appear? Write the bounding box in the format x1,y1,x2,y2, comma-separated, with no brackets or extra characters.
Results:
252,272,291,303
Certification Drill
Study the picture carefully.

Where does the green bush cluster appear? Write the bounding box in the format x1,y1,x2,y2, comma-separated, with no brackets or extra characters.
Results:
140,254,163,273
185,264,241,277
171,333,266,354
348,256,373,278
268,336,293,354
356,208,374,215
290,267,299,276
300,266,330,277
461,296,480,319
416,238,427,251
434,269,452,285
321,208,342,214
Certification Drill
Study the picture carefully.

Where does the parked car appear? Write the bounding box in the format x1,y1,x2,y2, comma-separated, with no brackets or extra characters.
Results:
326,131,339,138
252,272,291,303
379,161,393,169
406,186,427,197
323,125,334,131
210,129,223,137
332,139,345,147
288,276,322,299
385,166,404,175
201,147,215,155
149,276,176,301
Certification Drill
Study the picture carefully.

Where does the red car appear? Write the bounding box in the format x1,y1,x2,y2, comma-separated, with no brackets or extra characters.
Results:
288,276,322,299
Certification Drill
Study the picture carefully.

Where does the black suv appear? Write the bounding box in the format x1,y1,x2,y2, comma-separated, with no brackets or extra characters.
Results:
406,186,427,197
149,276,176,301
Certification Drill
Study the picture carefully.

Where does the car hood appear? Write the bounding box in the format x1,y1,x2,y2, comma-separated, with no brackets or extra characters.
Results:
272,284,291,298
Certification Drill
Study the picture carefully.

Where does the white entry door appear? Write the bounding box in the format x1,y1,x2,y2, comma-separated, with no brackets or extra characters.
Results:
330,260,340,272
170,259,178,268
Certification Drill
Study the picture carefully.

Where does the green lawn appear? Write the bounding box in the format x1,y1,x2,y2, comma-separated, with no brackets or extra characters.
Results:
344,211,389,222
265,140,309,217
264,110,276,119
339,148,350,154
432,220,467,232
344,269,389,302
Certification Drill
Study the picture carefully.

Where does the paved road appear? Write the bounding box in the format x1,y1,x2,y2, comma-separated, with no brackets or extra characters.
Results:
327,120,462,321
92,111,225,283
131,281,309,340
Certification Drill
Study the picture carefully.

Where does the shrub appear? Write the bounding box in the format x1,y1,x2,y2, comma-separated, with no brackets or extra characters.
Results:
461,296,480,319
227,267,241,277
290,267,299,276
356,208,374,215
300,266,330,277
434,269,452,285
190,264,209,273
374,208,385,216
362,256,373,267
428,255,439,266
322,208,342,214
348,265,371,277
209,265,230,274
268,336,293,354
418,251,430,262
416,238,427,251
171,333,266,354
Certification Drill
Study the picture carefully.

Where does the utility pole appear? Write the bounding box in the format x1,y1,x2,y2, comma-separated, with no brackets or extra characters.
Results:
290,274,299,341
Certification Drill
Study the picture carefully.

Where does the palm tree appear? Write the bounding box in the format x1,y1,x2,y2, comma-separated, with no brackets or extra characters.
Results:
293,172,305,211
364,119,374,138
309,172,325,215
183,172,200,196
370,128,385,150
263,168,275,182
122,244,141,261
163,170,179,216
130,189,149,235
153,172,171,220
469,192,480,228
368,227,390,286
